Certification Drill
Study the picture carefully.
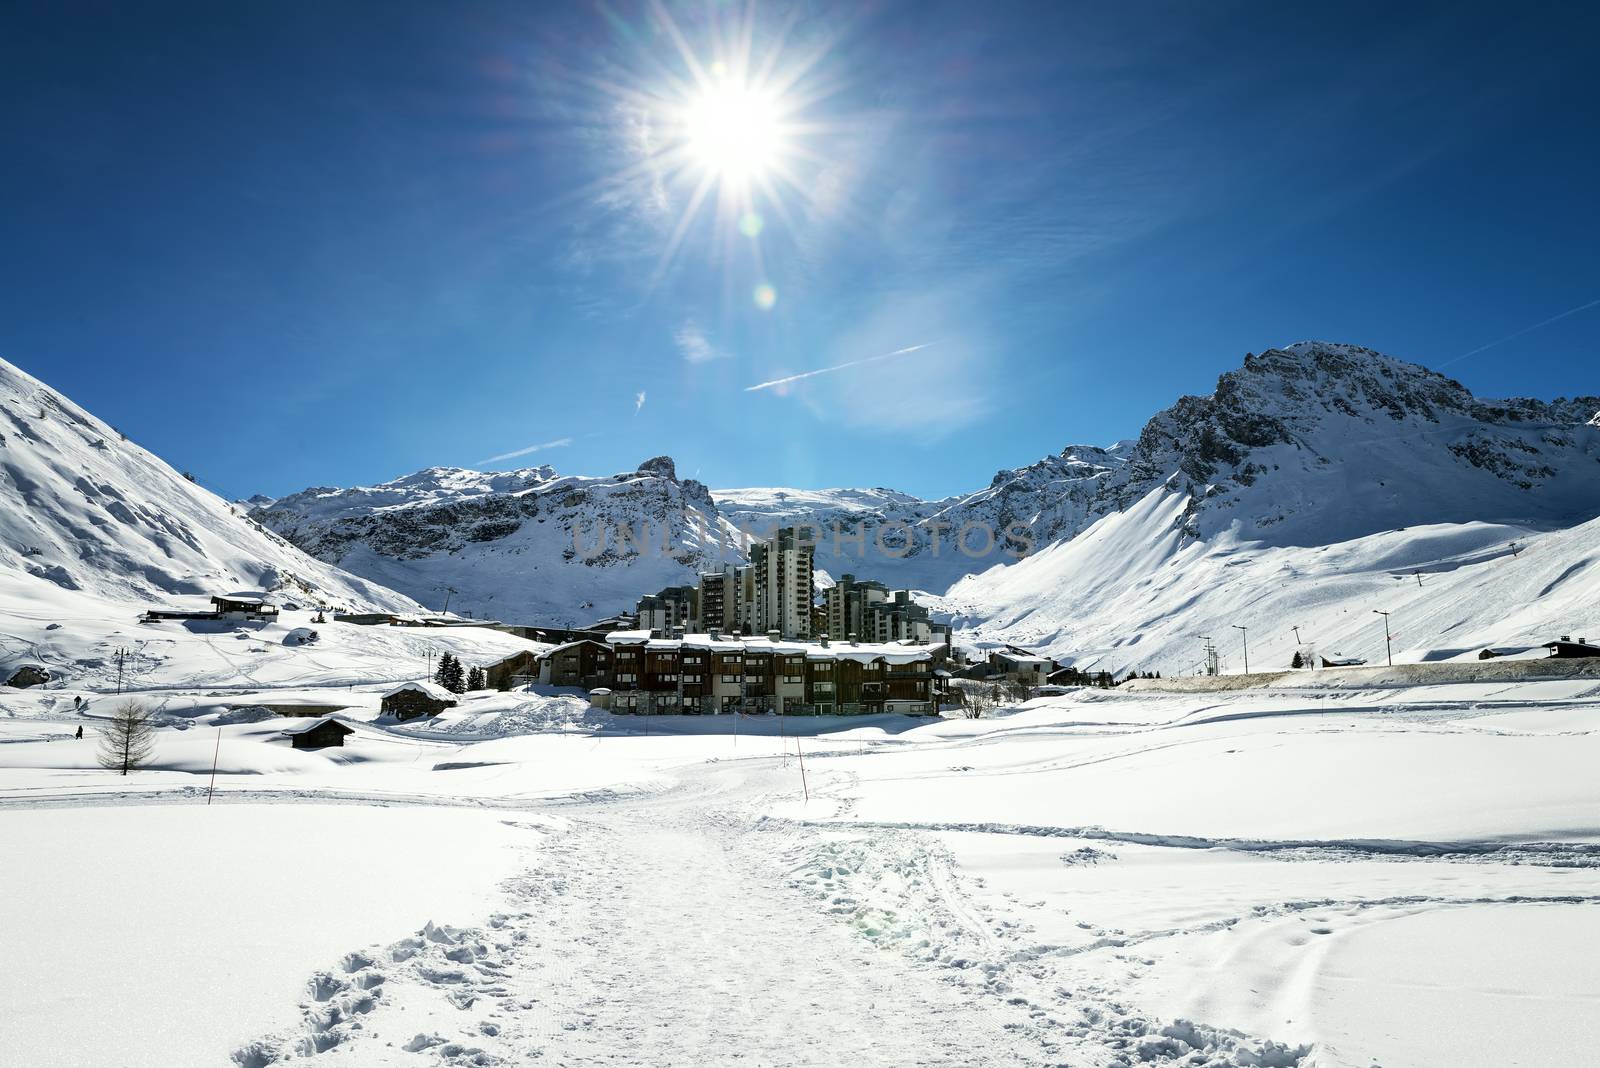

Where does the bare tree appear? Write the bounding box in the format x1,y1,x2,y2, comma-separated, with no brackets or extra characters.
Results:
97,699,156,775
1003,677,1036,704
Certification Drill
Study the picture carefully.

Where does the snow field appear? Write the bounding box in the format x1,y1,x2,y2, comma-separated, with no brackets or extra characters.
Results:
1,679,1597,1065
0,805,537,1068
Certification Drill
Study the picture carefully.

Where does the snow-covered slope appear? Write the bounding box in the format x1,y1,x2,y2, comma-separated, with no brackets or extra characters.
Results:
0,357,418,614
254,456,744,624
941,342,1600,671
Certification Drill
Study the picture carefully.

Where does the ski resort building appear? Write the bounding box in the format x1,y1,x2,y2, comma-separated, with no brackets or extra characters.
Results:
748,526,816,639
210,593,280,621
535,639,615,689
141,591,281,625
379,681,458,721
603,630,937,715
636,586,698,636
988,650,1056,685
695,563,746,633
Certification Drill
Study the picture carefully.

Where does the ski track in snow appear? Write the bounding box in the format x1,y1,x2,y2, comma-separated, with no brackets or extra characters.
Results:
229,765,1313,1067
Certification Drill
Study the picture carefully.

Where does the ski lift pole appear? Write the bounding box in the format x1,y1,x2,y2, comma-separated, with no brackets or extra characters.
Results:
796,733,809,802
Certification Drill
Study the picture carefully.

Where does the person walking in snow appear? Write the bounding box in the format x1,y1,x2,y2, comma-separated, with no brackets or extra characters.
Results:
75,725,83,739
74,695,81,710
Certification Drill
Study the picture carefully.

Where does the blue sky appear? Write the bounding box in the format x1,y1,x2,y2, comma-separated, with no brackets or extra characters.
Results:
2,1,1597,502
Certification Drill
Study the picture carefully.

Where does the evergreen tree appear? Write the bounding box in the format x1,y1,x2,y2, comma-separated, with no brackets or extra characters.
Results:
1291,650,1305,669
466,665,486,691
436,652,467,693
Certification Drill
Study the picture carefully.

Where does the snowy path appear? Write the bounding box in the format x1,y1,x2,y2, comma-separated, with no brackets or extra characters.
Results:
235,781,1048,1065
231,761,1300,1067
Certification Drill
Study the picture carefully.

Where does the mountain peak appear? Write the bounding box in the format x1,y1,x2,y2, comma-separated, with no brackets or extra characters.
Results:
636,455,678,480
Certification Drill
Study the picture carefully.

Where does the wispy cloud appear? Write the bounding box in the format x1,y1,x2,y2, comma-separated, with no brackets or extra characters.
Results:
634,390,647,415
475,437,573,466
745,343,934,392
675,320,726,363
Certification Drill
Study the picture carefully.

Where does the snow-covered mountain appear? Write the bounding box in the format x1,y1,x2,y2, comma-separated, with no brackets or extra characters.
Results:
251,341,1599,644
253,456,743,624
0,357,418,614
939,342,1600,671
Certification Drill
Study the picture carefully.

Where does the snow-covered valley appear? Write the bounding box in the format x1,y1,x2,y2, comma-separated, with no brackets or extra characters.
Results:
4,677,1599,1066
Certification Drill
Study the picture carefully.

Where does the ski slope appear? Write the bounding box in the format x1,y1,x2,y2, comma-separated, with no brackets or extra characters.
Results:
939,486,1600,674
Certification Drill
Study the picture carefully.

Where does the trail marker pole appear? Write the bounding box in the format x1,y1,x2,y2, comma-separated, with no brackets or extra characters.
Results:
795,734,809,802
206,728,222,805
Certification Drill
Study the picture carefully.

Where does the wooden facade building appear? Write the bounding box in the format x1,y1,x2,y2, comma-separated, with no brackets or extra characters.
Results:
380,681,458,721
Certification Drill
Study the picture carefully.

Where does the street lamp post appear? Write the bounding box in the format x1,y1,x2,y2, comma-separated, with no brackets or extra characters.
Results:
1373,610,1393,667
1232,624,1249,675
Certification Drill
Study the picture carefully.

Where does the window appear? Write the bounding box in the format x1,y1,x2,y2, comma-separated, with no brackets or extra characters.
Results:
721,674,740,683
683,674,701,683
783,675,803,684
617,672,637,683
659,673,679,682
813,681,834,693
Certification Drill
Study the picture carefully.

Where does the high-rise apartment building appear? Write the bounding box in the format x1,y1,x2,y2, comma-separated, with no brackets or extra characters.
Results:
748,526,816,639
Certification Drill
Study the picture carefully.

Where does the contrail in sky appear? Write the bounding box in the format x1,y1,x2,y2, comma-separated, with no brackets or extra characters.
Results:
745,343,935,393
1439,297,1600,369
475,437,572,465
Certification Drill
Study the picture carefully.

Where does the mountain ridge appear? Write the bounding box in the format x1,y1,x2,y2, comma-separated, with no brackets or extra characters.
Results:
248,341,1600,624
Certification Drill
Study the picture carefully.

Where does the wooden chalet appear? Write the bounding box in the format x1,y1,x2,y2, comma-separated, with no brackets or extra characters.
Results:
1546,638,1600,659
283,717,355,749
380,681,458,721
537,640,615,689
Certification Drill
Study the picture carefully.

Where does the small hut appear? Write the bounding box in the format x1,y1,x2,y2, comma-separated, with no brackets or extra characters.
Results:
380,681,458,721
283,717,355,749
211,592,280,621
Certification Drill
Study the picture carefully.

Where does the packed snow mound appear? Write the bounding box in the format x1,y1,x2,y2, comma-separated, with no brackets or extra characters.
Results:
0,357,420,614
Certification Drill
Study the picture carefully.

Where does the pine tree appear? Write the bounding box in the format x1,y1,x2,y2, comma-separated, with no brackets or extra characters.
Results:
435,652,462,692
444,654,467,694
466,665,485,691
1291,650,1305,669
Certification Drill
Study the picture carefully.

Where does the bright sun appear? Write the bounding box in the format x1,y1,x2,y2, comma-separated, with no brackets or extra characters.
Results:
681,76,785,185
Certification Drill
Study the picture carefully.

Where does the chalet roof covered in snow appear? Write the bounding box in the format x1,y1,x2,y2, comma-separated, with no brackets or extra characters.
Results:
381,680,455,701
280,716,354,736
217,591,276,605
